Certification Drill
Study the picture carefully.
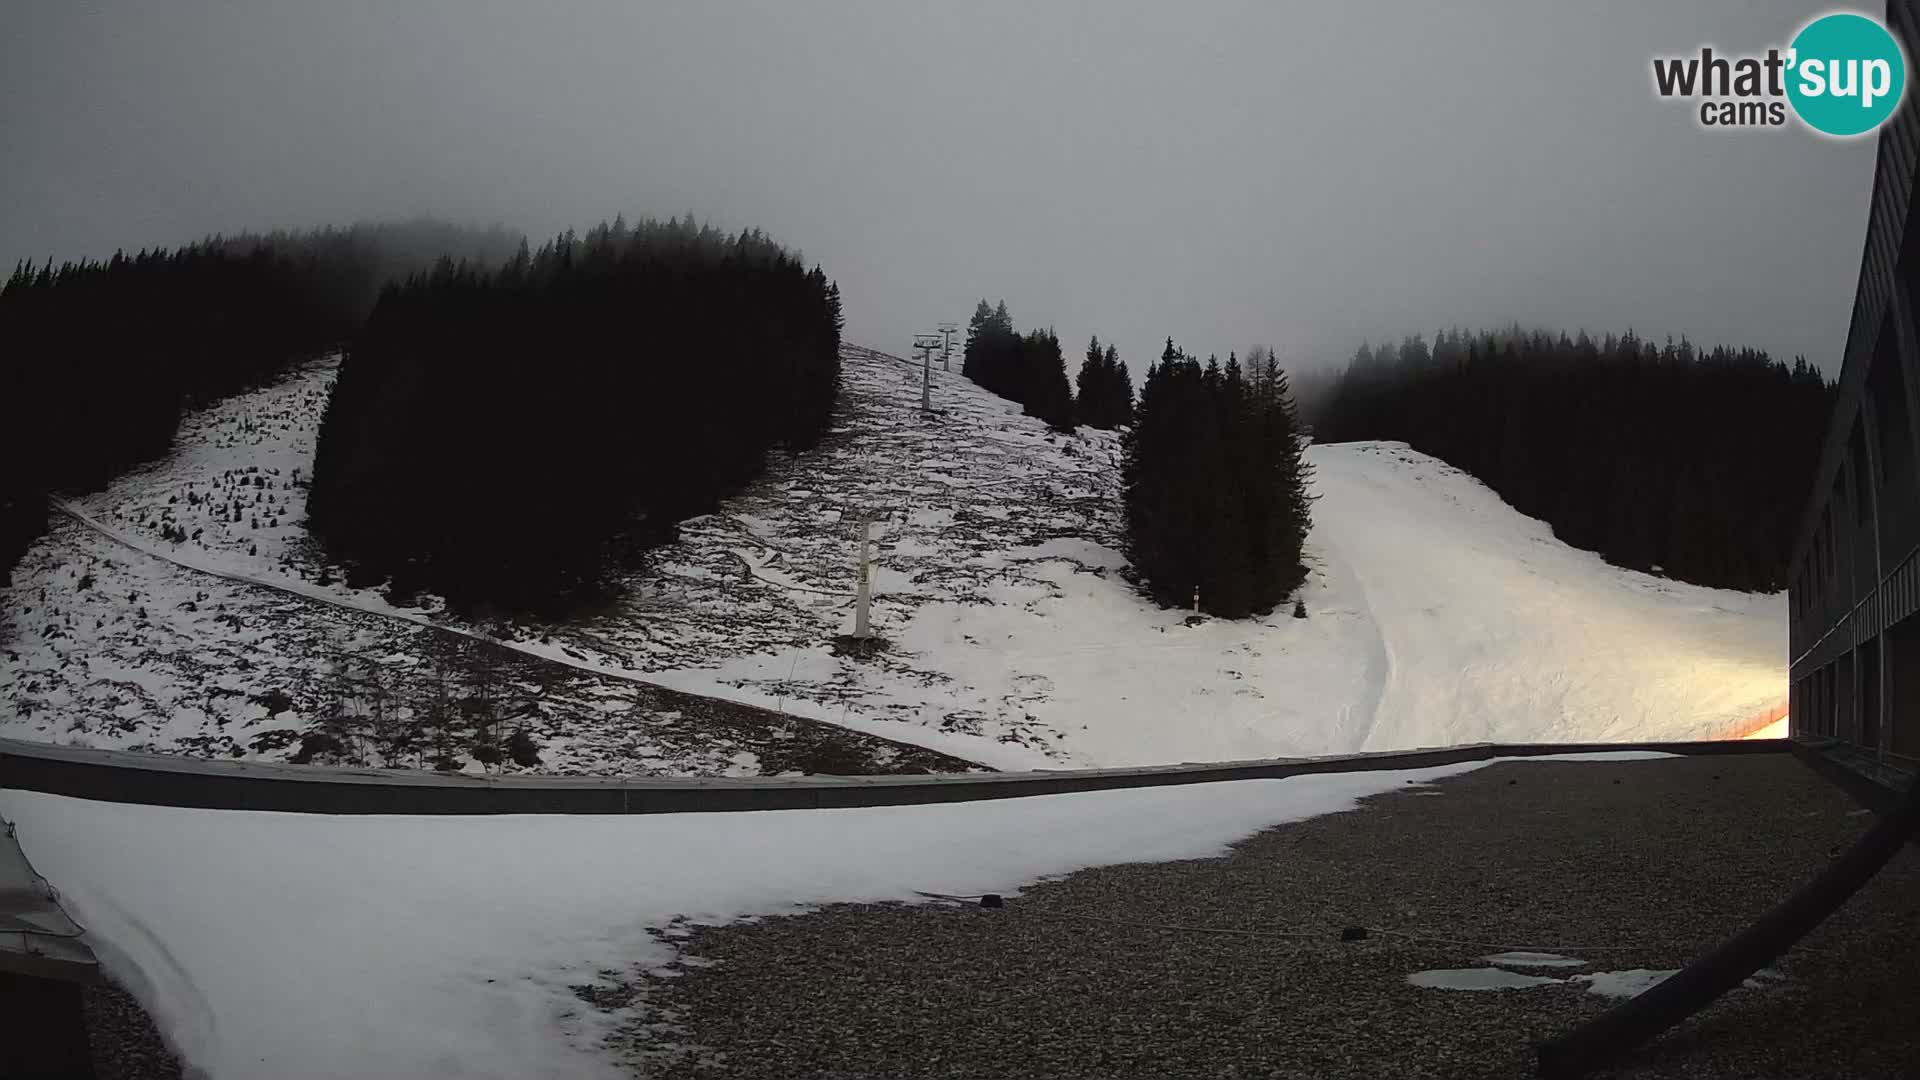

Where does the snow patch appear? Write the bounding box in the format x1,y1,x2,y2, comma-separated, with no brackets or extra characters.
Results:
1408,968,1567,991
1481,951,1587,968
1411,964,1710,1001
1571,969,1679,998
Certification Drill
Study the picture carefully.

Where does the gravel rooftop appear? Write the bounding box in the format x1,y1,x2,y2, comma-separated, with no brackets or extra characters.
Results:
85,983,182,1080
619,752,1919,1079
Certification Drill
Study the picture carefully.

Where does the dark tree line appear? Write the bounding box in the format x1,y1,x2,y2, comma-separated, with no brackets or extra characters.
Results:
1076,335,1135,429
962,300,1075,430
1124,341,1314,619
1310,327,1836,592
0,220,523,588
307,215,843,613
0,248,354,584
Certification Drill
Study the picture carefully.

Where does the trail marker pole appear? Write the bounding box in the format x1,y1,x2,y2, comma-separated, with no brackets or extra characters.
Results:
853,519,873,639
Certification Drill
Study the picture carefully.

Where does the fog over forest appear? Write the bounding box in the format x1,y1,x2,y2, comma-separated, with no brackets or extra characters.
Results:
0,1,1876,376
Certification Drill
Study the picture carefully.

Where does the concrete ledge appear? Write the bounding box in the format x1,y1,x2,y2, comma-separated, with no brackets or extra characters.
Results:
0,736,1790,816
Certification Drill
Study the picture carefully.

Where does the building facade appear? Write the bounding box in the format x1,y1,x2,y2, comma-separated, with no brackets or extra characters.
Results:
1788,0,1920,774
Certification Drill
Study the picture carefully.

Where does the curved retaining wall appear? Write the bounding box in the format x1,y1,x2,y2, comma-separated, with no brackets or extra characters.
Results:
0,736,1789,816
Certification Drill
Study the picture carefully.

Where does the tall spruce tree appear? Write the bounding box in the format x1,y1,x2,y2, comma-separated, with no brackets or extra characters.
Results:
1023,327,1075,431
961,301,1074,430
1107,344,1135,426
1075,336,1137,429
1123,339,1312,618
1078,336,1109,426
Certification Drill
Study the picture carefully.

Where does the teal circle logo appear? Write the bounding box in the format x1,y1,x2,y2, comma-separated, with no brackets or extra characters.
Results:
1787,13,1906,136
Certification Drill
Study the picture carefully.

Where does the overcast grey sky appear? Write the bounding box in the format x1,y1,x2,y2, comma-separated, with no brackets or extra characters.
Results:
0,1,1880,373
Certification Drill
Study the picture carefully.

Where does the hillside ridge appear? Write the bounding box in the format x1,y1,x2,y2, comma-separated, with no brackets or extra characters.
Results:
1,344,1785,774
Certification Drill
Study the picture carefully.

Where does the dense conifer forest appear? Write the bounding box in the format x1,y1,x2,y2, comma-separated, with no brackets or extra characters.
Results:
306,216,843,613
961,300,1075,431
0,248,350,584
1124,342,1314,618
1309,327,1836,592
0,221,522,587
1075,336,1135,430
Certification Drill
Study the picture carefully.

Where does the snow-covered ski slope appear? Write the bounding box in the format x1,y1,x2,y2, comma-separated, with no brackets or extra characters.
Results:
1308,443,1783,751
0,345,1785,773
596,350,1785,766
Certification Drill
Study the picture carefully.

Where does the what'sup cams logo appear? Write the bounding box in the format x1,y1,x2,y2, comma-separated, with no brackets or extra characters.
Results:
1653,11,1907,136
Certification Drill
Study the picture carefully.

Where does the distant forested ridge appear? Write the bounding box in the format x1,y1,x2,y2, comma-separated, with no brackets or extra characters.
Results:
307,216,843,613
1125,342,1313,618
962,300,1075,431
205,219,525,323
1310,327,1835,592
0,221,523,588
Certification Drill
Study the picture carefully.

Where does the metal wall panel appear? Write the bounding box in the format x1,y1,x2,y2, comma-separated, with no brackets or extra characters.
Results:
1789,0,1920,755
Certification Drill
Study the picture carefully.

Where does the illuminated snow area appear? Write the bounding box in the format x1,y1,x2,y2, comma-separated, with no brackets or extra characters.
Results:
1408,967,1567,991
